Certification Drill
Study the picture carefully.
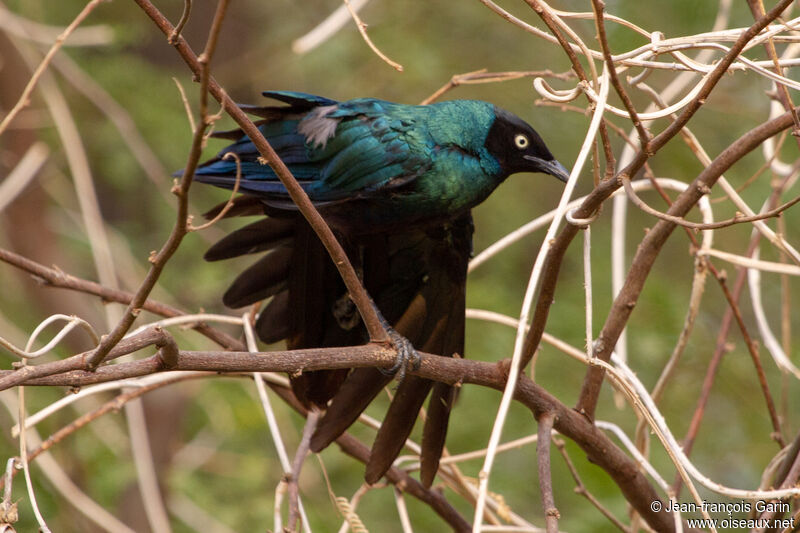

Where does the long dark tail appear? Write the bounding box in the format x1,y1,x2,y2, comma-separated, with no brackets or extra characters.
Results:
204,197,471,486
311,215,471,486
203,199,356,407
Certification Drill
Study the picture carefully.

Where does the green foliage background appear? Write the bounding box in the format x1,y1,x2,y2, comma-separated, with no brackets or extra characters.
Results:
0,1,798,531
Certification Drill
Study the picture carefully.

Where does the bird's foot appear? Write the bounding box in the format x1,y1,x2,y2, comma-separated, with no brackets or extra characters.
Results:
368,298,419,381
379,327,420,382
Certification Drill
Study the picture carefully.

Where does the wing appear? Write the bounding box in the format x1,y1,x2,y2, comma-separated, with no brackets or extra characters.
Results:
189,92,431,207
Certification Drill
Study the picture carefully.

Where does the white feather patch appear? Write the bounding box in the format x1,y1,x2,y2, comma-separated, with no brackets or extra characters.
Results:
298,105,340,148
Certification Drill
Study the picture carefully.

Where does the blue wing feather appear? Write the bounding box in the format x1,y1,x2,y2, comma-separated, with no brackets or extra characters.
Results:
194,92,429,205
261,91,338,109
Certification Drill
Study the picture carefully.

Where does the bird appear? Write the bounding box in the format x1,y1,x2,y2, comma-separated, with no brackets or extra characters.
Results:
190,90,569,487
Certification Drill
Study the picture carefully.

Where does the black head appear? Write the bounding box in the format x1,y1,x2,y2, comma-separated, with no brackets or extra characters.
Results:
485,107,569,182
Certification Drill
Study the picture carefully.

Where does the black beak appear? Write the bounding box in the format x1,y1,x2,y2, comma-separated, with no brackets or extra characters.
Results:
523,155,570,183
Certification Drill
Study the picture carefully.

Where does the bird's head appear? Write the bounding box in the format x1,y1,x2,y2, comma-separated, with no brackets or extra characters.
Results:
486,107,570,183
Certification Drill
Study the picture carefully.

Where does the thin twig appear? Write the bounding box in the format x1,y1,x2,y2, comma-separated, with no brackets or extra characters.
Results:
88,0,231,368
22,374,198,469
420,69,572,105
0,3,112,47
18,385,51,532
342,0,403,71
287,410,320,532
244,314,312,533
673,209,790,495
554,440,629,532
0,0,107,136
187,152,242,231
292,0,370,55
590,0,650,147
536,412,559,533
168,0,192,44
621,173,800,230
746,0,800,137
393,487,413,533
0,141,49,214
521,0,616,170
0,314,99,360
473,64,608,533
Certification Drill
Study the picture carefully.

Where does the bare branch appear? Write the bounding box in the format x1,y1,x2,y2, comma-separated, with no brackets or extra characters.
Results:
343,0,403,71
0,0,107,136
536,412,559,533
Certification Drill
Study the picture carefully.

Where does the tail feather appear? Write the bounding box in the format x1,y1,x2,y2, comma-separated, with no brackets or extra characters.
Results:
421,382,456,487
255,290,290,344
309,368,392,453
364,375,433,485
222,246,292,308
361,215,471,485
286,221,367,408
204,217,294,261
202,186,473,486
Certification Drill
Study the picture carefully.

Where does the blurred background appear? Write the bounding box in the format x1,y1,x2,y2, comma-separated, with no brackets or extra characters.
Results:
0,0,798,531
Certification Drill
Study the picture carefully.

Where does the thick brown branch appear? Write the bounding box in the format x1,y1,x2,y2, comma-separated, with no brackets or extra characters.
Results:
3,347,682,532
3,368,470,532
0,328,172,391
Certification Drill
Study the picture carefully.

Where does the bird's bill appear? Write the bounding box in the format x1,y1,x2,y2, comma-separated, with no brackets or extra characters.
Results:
523,155,570,183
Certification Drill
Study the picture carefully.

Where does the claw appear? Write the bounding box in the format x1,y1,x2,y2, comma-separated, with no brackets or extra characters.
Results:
369,299,420,381
378,327,420,382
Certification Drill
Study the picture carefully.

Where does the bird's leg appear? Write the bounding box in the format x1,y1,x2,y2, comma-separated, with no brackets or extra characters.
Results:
339,251,420,381
371,301,420,382
381,324,420,382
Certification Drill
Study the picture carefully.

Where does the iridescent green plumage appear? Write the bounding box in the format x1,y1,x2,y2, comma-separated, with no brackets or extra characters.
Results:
194,91,567,231
193,91,568,488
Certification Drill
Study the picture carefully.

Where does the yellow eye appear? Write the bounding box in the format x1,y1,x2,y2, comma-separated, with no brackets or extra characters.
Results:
514,134,529,149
